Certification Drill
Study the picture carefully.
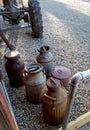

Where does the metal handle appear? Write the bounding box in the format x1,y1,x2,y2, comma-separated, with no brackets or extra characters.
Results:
44,93,56,101
23,70,29,80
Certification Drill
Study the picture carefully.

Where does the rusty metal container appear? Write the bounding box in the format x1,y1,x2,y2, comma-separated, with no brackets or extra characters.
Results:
51,66,71,89
41,77,67,125
36,45,53,78
4,50,25,87
24,63,46,104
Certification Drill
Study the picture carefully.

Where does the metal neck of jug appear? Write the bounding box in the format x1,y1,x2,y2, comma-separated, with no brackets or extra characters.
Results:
4,50,20,61
47,77,63,92
38,45,50,54
25,63,43,74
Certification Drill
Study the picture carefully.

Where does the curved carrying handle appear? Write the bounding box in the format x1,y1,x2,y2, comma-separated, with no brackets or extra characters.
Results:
23,70,29,80
44,93,56,101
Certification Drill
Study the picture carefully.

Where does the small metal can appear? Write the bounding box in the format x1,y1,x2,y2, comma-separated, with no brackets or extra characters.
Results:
51,66,71,89
36,45,53,78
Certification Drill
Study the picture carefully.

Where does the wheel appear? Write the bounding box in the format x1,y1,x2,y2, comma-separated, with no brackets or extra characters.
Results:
28,0,43,38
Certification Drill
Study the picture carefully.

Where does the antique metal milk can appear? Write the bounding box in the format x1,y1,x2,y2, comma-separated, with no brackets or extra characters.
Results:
36,45,53,78
4,50,25,87
51,66,71,90
41,77,67,125
24,63,46,104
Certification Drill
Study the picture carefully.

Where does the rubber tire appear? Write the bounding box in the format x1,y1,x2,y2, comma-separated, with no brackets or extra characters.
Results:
28,0,43,38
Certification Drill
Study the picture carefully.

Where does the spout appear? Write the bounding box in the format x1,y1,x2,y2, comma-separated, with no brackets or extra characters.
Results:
61,69,90,130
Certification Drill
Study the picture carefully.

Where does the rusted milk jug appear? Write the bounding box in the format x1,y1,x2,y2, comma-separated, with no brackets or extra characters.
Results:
4,50,25,87
24,63,46,104
51,66,71,90
36,45,53,78
41,77,67,125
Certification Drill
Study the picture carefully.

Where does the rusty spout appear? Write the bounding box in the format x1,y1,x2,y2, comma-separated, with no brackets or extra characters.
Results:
61,70,90,130
0,30,15,50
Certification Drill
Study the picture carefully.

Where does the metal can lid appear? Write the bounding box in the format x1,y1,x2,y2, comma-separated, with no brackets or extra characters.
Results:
51,66,71,79
26,63,43,73
47,77,60,88
5,50,20,59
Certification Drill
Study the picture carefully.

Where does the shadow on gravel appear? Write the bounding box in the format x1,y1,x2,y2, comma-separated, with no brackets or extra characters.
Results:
41,0,90,38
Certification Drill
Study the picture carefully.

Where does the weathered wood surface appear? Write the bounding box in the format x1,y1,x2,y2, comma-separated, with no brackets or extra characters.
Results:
59,111,90,130
0,76,19,130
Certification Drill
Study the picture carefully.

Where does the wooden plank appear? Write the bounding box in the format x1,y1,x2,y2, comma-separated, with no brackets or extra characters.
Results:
58,111,90,130
0,79,19,130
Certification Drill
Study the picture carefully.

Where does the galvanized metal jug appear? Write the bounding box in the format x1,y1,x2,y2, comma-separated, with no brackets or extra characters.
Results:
4,50,25,87
24,63,46,104
41,77,67,125
36,45,53,78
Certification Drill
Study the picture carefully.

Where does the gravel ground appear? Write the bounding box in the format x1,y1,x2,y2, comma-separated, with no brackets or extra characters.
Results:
0,0,90,130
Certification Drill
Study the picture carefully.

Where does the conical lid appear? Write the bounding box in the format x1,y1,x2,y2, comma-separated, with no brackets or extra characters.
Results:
47,77,61,91
46,77,67,102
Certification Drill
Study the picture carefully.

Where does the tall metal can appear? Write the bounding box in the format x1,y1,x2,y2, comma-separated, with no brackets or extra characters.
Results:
24,63,46,104
4,50,25,87
41,77,67,125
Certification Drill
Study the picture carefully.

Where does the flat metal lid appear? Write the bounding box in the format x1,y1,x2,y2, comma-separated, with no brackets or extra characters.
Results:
51,66,71,79
5,50,20,59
